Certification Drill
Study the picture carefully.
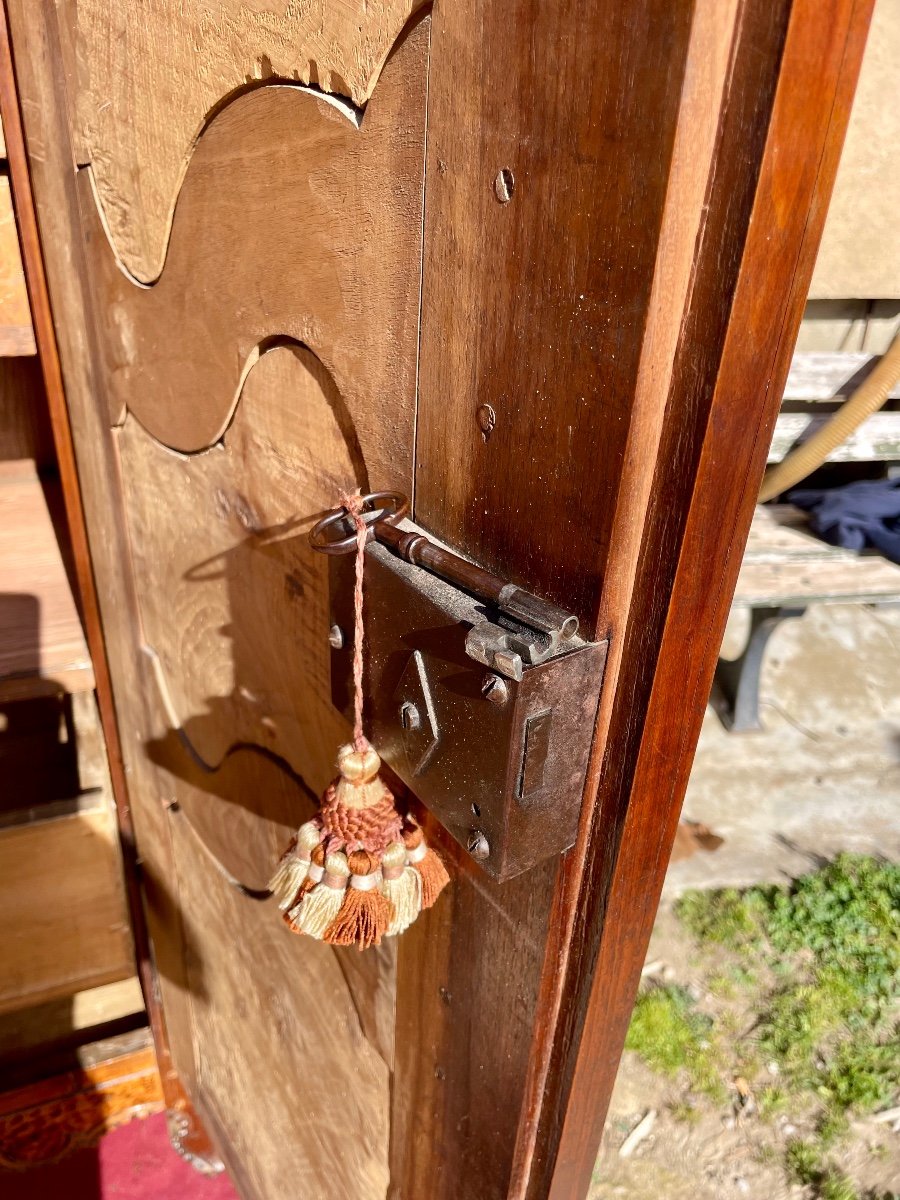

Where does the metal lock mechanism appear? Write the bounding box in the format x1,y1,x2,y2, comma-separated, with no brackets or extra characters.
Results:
313,495,607,883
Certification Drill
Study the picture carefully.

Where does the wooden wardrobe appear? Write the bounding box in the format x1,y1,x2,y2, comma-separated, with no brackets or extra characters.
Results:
0,1,873,1196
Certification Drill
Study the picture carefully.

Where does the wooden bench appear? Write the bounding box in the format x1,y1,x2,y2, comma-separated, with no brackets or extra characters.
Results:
713,348,900,731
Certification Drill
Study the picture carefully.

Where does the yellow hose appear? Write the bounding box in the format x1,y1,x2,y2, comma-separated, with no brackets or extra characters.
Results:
759,330,900,503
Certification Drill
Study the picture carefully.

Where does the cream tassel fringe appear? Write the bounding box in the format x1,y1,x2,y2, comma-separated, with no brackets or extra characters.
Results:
268,820,321,910
381,841,422,936
292,852,350,939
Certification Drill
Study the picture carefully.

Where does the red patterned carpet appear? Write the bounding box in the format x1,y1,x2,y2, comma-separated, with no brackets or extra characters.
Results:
1,1112,240,1199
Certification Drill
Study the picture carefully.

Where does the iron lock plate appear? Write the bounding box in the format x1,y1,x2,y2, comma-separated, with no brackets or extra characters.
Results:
328,538,607,882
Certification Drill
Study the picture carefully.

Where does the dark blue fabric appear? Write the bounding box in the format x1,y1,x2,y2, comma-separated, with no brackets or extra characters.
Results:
786,478,900,564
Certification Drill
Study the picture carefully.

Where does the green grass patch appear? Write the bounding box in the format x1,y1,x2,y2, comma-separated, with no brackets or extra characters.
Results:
675,886,768,950
785,1139,862,1200
624,985,725,1101
628,855,900,1200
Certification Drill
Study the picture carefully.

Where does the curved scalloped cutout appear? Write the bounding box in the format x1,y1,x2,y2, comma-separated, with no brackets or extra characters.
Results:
117,342,362,791
74,0,427,281
80,13,428,479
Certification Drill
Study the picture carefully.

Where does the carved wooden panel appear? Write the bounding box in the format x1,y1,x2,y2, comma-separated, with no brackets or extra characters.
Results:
32,8,430,1198
80,25,427,473
72,0,425,281
117,345,356,793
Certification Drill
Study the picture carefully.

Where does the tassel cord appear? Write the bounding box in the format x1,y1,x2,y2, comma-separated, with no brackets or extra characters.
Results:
340,490,369,754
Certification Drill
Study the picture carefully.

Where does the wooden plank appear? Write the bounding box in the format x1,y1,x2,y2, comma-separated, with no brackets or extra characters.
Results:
168,779,392,1200
734,556,900,605
398,2,709,1198
0,174,34,354
73,0,425,282
733,505,900,605
0,462,94,697
138,663,394,1198
770,410,900,462
414,0,697,630
0,803,134,1015
541,2,875,1196
783,350,900,400
6,5,426,1190
771,351,900,463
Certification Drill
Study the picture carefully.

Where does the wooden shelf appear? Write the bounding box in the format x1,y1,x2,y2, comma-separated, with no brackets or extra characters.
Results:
0,460,94,699
0,795,135,1017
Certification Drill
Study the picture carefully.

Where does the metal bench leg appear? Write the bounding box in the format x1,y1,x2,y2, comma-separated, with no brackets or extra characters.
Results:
712,606,806,732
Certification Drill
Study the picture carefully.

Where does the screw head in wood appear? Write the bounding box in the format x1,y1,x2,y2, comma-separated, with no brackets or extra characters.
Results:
400,701,421,731
481,672,509,707
467,829,490,861
476,404,496,437
493,168,515,203
329,624,344,649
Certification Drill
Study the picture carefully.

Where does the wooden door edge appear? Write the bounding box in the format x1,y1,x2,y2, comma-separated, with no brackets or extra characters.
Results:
524,1,875,1197
0,3,217,1166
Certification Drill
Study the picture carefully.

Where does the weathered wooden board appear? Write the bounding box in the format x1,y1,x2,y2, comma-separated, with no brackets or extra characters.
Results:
770,410,900,461
734,504,900,604
67,16,425,1197
72,0,425,281
394,2,702,1198
770,351,900,462
152,735,394,1200
784,350,900,399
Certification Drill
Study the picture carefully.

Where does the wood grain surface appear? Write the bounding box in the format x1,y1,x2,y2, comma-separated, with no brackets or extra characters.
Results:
1,0,225,1162
117,344,356,788
71,0,425,281
162,746,394,1200
5,6,426,1194
395,3,697,1197
538,2,875,1195
0,802,134,1015
81,17,427,473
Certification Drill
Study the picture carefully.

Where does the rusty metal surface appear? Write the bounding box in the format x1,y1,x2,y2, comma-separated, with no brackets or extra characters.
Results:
328,541,607,882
